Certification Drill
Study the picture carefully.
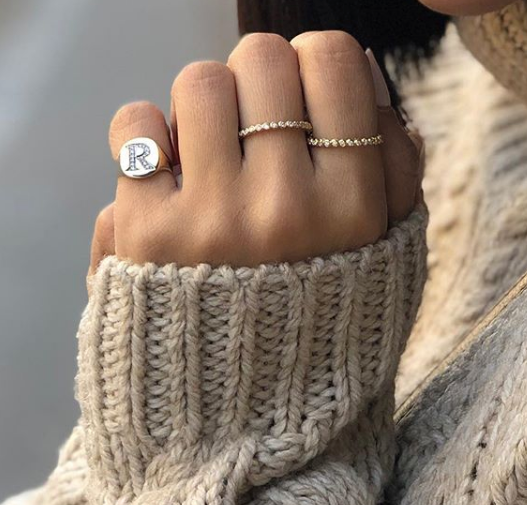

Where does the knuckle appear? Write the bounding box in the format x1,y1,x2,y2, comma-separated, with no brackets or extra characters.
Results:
111,101,162,131
230,32,294,66
129,221,167,260
182,200,236,258
304,30,367,66
256,195,311,249
325,196,387,249
193,229,226,261
174,61,232,95
109,101,164,158
312,30,361,53
191,219,235,262
353,204,387,246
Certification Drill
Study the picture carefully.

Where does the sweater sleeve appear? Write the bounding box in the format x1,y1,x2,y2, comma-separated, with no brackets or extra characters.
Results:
46,208,427,505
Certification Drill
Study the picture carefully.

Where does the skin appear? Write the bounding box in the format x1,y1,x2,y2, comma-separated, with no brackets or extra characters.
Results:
90,0,522,272
89,30,423,273
418,0,517,15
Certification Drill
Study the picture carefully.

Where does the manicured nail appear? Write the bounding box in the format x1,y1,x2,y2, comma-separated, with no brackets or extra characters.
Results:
366,48,391,108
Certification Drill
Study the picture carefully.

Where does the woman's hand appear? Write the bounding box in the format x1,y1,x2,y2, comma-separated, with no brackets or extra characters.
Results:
90,31,423,272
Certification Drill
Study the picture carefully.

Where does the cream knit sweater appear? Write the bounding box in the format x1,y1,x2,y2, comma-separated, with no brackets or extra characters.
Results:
392,273,527,504
384,22,527,504
396,25,527,404
6,210,427,505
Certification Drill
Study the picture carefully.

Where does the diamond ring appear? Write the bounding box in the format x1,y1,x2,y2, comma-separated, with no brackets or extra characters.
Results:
239,120,313,139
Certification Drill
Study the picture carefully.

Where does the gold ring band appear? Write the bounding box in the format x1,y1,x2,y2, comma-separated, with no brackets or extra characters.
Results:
119,163,173,179
239,120,313,139
307,134,384,148
118,137,173,179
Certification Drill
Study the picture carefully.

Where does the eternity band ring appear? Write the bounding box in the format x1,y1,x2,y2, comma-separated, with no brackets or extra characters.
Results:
238,120,383,148
119,137,173,179
238,120,313,139
307,134,384,148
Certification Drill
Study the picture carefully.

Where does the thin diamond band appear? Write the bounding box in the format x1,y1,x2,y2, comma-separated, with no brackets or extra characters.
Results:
307,134,384,148
239,120,313,139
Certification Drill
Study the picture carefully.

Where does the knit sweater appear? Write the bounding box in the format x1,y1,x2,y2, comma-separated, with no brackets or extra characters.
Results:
395,24,527,405
389,22,527,503
4,210,427,505
391,270,527,504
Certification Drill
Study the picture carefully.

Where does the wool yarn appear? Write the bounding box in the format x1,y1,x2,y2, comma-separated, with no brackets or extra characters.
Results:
26,209,427,505
389,23,527,504
457,1,527,104
391,274,527,504
395,24,527,404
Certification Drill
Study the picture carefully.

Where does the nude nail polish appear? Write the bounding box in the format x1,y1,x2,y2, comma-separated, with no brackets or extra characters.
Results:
365,48,392,108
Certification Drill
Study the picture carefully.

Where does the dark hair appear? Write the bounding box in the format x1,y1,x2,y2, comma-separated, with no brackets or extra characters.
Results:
238,0,449,62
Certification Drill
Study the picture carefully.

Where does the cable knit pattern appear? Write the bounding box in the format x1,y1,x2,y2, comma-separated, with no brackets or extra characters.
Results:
27,209,427,505
395,25,527,405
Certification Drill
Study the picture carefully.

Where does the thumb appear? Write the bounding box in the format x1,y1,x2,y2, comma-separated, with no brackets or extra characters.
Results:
87,203,116,289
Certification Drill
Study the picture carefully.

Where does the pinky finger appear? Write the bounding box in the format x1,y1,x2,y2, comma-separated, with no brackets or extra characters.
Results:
366,49,421,224
379,108,422,223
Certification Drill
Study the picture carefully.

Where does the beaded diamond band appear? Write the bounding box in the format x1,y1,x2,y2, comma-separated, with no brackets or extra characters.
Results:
239,120,313,139
307,134,384,148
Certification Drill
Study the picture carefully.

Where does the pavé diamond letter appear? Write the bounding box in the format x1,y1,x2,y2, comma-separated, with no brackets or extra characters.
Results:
126,143,154,173
119,137,161,178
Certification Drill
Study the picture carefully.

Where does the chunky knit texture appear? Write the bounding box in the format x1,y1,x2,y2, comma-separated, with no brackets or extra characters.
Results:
20,210,427,505
391,274,527,504
457,1,527,104
386,20,527,504
395,24,527,404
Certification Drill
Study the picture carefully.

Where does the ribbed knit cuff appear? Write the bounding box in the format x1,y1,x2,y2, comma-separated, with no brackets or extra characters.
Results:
76,209,427,505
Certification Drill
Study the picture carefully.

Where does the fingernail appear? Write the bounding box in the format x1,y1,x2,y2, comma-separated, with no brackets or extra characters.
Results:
366,48,391,108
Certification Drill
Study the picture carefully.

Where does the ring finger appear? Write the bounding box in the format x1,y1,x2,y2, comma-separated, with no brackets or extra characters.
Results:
291,31,386,214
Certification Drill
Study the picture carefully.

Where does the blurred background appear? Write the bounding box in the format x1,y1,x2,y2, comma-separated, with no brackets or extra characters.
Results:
0,0,238,499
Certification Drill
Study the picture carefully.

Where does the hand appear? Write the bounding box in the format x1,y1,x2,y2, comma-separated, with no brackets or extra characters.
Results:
90,31,423,272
